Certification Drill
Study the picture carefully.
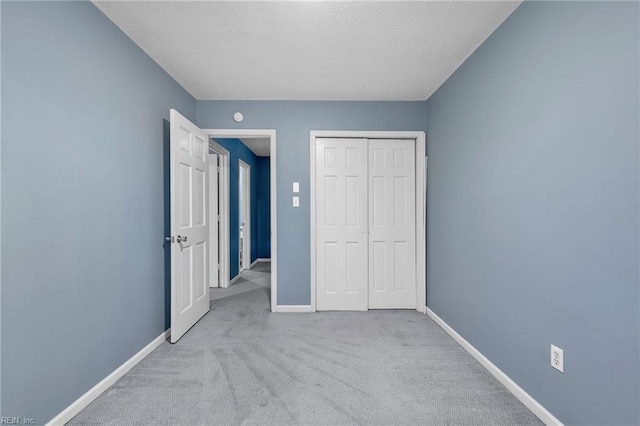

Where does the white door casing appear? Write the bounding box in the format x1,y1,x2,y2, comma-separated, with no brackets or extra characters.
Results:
170,109,210,343
368,139,416,309
315,138,368,311
208,152,219,288
239,160,251,272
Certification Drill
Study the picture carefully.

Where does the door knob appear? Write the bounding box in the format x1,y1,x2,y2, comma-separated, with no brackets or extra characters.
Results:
165,235,187,243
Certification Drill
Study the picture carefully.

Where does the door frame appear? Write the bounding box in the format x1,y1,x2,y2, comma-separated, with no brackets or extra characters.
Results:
203,129,277,312
309,130,427,313
208,140,230,288
238,159,251,272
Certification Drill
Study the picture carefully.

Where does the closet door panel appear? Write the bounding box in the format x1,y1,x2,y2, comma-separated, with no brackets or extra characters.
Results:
316,138,368,311
368,139,416,309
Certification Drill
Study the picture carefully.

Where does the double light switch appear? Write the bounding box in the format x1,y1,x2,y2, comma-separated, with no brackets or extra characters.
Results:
293,182,299,207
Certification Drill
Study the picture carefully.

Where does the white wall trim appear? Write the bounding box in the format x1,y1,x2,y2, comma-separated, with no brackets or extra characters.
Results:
228,273,241,286
203,129,277,310
208,139,230,288
426,308,563,426
47,330,170,426
273,305,315,313
310,130,426,312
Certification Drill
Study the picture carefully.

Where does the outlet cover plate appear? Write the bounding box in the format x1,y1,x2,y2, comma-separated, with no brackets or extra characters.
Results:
551,344,564,373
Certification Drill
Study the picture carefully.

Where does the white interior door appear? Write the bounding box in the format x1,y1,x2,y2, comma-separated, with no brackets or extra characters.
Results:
209,152,219,288
368,139,416,308
316,138,368,311
170,109,210,343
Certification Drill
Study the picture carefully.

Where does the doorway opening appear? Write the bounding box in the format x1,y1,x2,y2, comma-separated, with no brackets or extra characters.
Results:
204,129,278,312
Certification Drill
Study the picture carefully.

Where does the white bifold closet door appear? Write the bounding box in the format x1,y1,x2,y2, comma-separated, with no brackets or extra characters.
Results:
208,152,219,288
368,139,416,309
316,138,368,311
316,138,416,311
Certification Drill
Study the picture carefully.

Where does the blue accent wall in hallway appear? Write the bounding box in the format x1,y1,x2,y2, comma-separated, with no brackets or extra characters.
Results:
1,2,196,423
425,2,639,424
256,157,271,259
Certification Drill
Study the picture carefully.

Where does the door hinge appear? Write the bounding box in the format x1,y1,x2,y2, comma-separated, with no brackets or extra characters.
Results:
217,263,221,270
217,214,221,222
165,236,175,243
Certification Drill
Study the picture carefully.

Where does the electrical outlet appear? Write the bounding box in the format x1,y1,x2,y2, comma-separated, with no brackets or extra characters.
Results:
551,345,564,373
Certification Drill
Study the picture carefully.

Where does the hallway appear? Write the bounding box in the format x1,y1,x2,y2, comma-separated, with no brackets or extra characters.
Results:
211,261,272,308
69,262,540,425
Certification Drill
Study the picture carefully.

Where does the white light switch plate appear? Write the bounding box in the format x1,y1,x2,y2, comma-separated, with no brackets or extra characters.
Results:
293,182,299,193
292,196,299,207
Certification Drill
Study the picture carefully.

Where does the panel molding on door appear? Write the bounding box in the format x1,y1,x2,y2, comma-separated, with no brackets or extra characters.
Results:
170,109,210,342
315,138,368,311
368,139,416,309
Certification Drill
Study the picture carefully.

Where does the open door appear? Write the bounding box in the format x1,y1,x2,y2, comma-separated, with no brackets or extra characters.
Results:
169,109,210,343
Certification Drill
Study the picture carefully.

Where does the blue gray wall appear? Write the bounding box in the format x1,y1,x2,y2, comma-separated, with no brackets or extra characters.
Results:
425,2,639,424
197,101,428,304
1,2,195,423
213,138,267,279
3,1,636,424
256,157,271,259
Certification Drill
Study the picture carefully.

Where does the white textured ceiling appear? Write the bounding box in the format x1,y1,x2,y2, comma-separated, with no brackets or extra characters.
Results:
242,137,270,157
93,1,521,101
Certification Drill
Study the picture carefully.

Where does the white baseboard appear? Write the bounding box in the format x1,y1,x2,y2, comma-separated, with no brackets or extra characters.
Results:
426,308,562,426
249,258,271,268
228,274,241,286
47,329,170,426
273,305,315,313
